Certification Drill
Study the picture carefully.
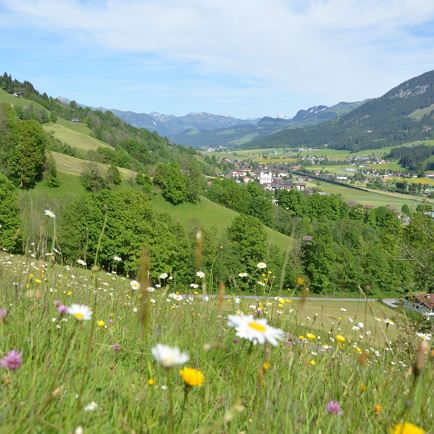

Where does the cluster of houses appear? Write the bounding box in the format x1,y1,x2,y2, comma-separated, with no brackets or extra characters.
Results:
226,167,306,192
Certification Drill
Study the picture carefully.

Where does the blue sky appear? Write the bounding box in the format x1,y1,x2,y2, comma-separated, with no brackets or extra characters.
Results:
1,0,434,118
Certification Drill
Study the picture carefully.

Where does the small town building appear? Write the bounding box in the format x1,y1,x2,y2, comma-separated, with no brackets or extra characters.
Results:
259,172,273,185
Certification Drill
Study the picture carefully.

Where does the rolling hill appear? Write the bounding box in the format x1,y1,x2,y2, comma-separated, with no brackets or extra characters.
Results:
0,82,293,251
243,70,434,151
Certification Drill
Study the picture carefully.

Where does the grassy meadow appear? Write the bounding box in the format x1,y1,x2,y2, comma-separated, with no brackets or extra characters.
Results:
0,88,49,114
27,174,292,253
307,181,431,208
151,194,293,252
51,152,136,180
0,251,432,433
43,123,112,152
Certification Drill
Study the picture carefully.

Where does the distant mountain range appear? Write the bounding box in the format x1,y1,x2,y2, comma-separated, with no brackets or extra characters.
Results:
243,70,434,151
108,101,365,148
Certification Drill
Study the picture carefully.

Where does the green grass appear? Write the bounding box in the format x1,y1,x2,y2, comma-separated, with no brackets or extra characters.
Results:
29,172,87,199
43,123,112,151
0,252,432,433
57,118,92,135
409,104,434,119
302,164,353,175
151,194,293,252
365,162,404,171
308,180,431,208
51,152,135,180
0,88,49,113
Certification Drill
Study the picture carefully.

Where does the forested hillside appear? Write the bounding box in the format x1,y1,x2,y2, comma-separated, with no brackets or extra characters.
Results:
387,144,434,171
244,70,434,151
0,73,197,169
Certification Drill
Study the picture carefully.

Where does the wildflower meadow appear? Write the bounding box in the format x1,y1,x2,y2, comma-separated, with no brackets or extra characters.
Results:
0,249,433,434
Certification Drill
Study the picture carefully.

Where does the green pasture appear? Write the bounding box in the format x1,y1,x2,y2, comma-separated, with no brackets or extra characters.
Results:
307,180,430,208
0,88,48,113
43,123,112,152
151,194,293,252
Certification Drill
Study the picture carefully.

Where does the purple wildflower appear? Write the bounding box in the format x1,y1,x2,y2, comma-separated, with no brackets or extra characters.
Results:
111,343,122,352
54,300,68,315
0,350,22,371
56,304,68,315
0,308,8,319
326,400,342,415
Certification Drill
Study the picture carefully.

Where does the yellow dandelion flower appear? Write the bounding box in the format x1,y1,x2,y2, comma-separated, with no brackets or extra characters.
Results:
309,360,316,366
306,333,316,340
148,378,156,385
180,367,204,387
299,335,306,341
336,335,346,343
97,320,105,328
374,404,382,415
296,276,305,286
389,422,425,434
262,361,270,371
67,290,73,296
34,278,42,284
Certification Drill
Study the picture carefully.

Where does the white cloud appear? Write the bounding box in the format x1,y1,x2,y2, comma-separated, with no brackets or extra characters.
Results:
2,0,434,107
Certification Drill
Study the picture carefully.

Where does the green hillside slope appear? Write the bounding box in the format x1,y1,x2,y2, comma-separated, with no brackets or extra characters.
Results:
43,123,112,151
151,194,293,252
0,88,48,113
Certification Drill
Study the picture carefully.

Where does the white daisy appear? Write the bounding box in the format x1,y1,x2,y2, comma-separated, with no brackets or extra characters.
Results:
76,259,87,266
196,271,205,279
67,304,92,321
130,280,140,291
113,255,122,262
227,314,284,346
84,401,99,412
159,272,168,280
256,262,267,269
151,344,189,368
416,332,431,341
44,209,56,219
190,283,199,289
238,272,248,278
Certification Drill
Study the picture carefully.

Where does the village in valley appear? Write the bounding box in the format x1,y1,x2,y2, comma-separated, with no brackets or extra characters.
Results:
209,146,434,203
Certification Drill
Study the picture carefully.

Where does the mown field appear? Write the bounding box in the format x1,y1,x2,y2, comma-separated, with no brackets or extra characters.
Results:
0,252,432,433
307,180,431,208
51,152,135,180
43,123,112,151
